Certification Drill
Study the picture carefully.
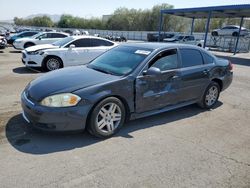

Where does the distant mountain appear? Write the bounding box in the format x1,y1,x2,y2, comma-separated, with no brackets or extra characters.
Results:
25,14,61,22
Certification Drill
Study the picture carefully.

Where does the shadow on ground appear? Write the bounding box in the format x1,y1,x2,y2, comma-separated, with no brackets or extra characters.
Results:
13,67,42,74
9,50,21,53
5,102,222,155
216,55,250,67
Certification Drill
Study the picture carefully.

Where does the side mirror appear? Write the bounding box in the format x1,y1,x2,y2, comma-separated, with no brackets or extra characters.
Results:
69,44,75,49
143,67,161,76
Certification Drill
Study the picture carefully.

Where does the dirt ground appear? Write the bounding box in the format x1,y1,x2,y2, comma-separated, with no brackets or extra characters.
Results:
0,47,249,188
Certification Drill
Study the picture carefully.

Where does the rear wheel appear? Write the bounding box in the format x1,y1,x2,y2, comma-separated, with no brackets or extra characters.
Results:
87,97,126,138
211,31,218,36
198,81,220,109
232,32,239,37
43,56,63,71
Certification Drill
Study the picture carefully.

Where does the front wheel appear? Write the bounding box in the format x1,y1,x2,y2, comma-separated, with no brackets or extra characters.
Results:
43,57,63,71
87,97,126,138
198,82,220,109
24,42,35,49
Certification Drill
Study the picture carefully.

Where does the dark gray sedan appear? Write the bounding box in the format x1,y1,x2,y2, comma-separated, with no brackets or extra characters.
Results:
21,43,233,138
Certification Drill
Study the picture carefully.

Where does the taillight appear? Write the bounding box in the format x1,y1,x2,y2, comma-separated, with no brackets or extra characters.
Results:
229,60,233,71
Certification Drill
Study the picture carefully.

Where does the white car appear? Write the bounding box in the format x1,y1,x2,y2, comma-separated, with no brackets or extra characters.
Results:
13,32,69,50
21,36,117,71
163,35,204,47
211,25,249,37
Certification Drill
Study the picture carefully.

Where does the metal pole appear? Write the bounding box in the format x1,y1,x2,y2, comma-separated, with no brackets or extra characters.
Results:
234,17,244,55
191,18,195,35
204,11,212,48
158,11,163,42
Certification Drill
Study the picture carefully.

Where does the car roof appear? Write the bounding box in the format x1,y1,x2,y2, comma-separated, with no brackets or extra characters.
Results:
38,31,69,36
120,42,201,51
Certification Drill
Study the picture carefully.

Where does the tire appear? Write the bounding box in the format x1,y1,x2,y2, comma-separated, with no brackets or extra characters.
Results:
87,97,126,138
198,81,220,109
42,56,63,72
232,32,238,37
24,42,35,49
211,31,218,36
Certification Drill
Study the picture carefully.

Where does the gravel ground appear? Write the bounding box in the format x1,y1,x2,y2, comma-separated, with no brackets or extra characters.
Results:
0,47,249,188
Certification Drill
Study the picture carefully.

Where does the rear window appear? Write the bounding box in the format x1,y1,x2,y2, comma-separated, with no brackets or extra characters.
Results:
202,52,214,64
180,49,203,68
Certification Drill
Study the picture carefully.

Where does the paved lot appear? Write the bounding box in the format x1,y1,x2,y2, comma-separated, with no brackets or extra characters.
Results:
0,47,249,188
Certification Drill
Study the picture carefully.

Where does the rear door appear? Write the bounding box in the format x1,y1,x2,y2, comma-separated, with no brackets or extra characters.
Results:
135,49,181,113
178,48,211,103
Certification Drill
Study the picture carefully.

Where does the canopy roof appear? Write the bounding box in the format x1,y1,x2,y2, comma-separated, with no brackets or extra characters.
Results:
161,4,250,18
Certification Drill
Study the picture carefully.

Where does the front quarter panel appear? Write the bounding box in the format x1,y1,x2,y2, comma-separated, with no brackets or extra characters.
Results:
73,77,135,115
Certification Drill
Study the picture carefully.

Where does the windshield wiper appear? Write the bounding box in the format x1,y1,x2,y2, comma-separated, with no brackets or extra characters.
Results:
90,66,114,75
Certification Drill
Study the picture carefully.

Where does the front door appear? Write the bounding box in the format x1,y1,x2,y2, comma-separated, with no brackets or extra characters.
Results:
135,49,181,113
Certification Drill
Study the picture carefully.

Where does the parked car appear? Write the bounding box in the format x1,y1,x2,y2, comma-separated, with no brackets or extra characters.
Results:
7,31,39,45
22,36,117,71
163,34,204,47
147,32,175,42
21,43,233,138
114,35,127,42
0,36,7,49
211,25,249,37
13,32,69,50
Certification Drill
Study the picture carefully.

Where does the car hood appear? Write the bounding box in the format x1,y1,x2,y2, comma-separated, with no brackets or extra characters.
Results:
27,66,120,101
164,38,179,42
25,44,59,52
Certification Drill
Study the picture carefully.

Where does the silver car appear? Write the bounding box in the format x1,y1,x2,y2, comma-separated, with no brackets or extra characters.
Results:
211,25,249,37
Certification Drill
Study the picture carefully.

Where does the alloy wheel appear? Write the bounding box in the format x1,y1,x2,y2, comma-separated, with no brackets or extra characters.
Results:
96,102,122,133
47,58,60,71
205,86,218,106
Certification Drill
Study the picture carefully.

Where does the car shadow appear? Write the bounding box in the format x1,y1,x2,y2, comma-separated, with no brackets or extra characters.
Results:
9,50,21,53
12,67,42,74
5,102,222,155
0,51,4,53
216,55,250,67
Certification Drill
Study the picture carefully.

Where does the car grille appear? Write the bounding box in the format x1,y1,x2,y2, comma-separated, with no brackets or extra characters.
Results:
22,52,26,59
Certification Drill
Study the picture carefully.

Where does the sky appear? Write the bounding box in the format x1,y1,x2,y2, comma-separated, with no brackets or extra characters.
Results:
0,0,250,20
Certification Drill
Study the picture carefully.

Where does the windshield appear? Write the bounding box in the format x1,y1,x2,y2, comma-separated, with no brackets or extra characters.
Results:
52,36,74,47
88,46,152,76
173,35,185,40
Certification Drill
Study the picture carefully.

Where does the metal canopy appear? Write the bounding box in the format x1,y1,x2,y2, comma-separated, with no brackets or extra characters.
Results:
158,4,250,54
161,4,250,18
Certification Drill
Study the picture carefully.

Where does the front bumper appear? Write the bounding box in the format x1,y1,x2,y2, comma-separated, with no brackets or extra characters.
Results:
21,91,91,132
13,42,24,50
22,51,43,67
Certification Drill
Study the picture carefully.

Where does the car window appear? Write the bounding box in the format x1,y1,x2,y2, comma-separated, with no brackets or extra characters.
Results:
51,33,67,38
66,38,91,47
189,36,194,40
202,52,214,64
37,33,48,39
180,49,203,68
91,39,114,47
150,49,178,71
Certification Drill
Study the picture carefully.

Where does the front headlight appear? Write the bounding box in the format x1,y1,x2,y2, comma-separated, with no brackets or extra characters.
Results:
40,93,81,107
28,50,44,55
